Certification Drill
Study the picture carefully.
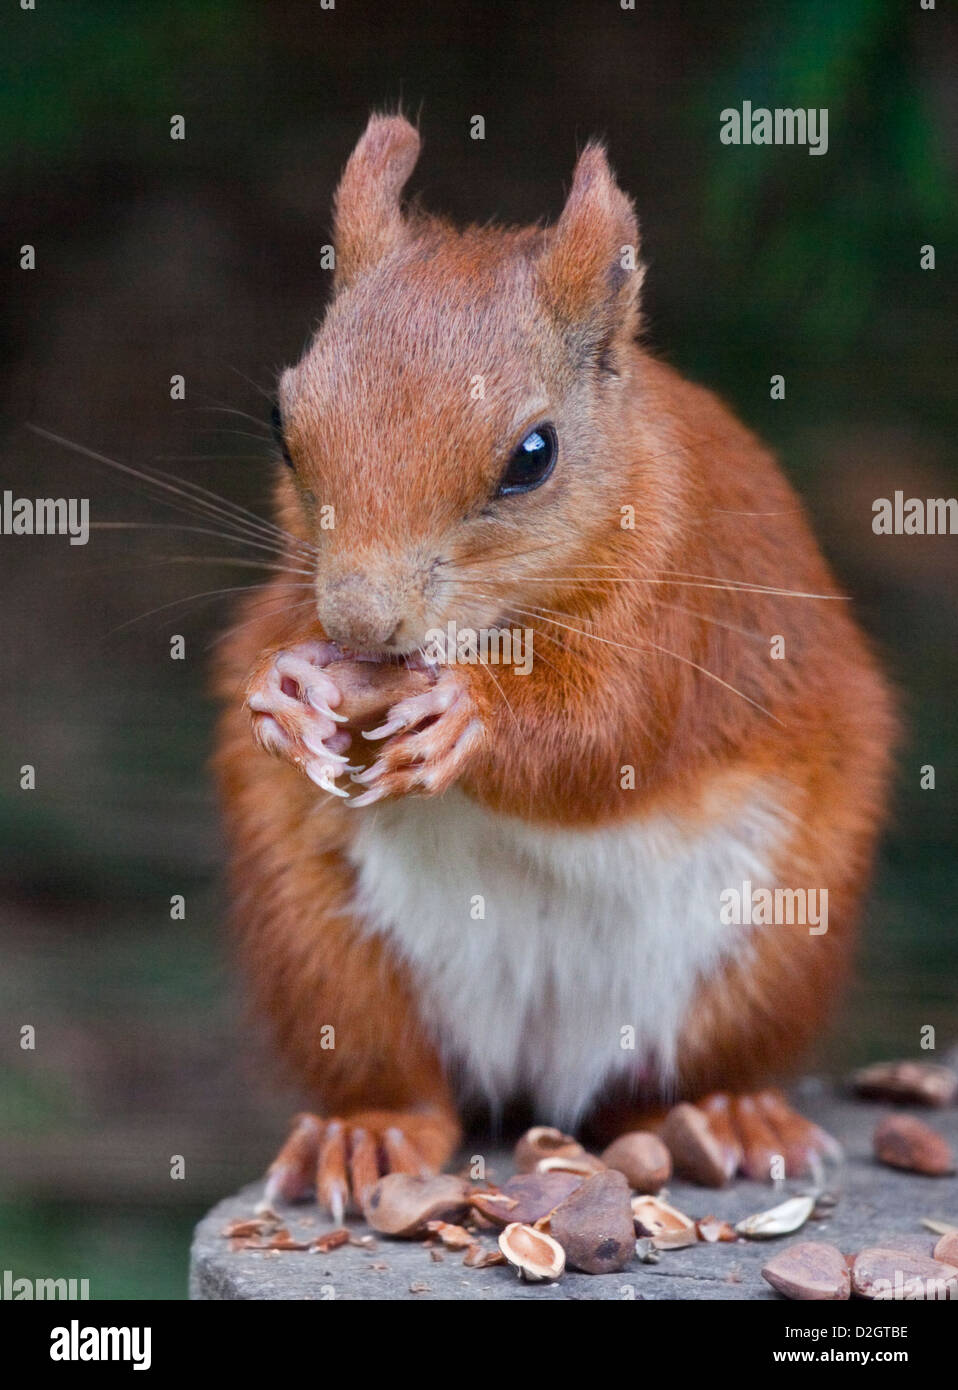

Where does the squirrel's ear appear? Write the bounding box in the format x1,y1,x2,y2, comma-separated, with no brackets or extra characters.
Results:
332,114,421,290
537,143,643,364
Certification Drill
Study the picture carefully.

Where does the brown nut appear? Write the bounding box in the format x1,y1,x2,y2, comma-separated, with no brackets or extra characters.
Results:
514,1125,587,1174
631,1195,698,1249
549,1170,636,1274
873,1114,955,1176
852,1060,958,1108
660,1102,732,1187
601,1132,672,1193
324,658,433,734
761,1242,851,1301
498,1222,566,1282
362,1174,471,1237
852,1247,958,1300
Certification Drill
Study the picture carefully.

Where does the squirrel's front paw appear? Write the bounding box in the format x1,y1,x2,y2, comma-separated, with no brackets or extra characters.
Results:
246,640,351,797
347,668,484,808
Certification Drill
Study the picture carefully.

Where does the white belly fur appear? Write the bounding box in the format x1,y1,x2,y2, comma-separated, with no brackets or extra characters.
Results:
346,783,789,1126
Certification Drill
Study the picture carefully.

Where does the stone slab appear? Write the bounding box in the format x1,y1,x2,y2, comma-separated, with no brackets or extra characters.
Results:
190,1082,958,1300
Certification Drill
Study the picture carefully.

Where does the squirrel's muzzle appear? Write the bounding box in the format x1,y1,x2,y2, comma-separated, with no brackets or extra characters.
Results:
318,571,402,652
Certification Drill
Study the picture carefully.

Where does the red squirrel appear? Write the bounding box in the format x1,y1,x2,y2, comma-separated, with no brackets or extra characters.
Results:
213,114,895,1217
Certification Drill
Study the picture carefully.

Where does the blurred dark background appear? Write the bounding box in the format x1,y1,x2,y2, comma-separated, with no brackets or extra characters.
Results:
1,0,955,1298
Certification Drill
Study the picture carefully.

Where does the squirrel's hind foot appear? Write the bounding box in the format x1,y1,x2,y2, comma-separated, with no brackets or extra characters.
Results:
259,1109,449,1221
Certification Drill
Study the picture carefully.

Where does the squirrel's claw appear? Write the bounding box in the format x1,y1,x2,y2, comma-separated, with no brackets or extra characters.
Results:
247,642,352,797
676,1091,844,1186
260,1111,439,1219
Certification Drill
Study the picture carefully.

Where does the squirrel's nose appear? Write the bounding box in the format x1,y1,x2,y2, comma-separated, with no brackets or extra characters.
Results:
319,573,401,651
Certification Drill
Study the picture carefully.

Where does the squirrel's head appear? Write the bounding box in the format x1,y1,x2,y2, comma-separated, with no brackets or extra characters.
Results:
274,113,646,659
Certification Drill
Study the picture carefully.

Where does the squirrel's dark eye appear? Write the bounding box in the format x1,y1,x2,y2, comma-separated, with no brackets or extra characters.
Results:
497,423,557,496
271,403,294,468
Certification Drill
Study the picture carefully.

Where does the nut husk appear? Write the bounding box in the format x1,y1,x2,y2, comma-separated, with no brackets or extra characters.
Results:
498,1222,566,1281
514,1126,587,1174
735,1194,816,1240
363,1174,471,1237
631,1195,698,1249
601,1132,672,1193
549,1169,636,1273
470,1172,582,1227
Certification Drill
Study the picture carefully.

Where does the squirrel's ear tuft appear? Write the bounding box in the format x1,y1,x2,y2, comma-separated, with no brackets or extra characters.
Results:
332,114,421,290
537,143,643,364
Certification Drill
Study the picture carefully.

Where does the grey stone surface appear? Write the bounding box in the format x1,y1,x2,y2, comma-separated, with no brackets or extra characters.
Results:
190,1081,958,1300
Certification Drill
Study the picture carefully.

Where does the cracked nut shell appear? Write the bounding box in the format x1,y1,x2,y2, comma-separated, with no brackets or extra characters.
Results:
514,1126,587,1174
498,1222,566,1281
363,1174,471,1237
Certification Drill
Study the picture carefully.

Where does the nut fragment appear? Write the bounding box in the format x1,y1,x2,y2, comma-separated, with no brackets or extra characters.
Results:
761,1241,851,1301
425,1221,474,1250
498,1222,566,1282
631,1194,697,1250
660,1103,733,1187
514,1126,587,1174
852,1060,957,1108
312,1227,350,1254
463,1243,507,1268
852,1247,958,1300
363,1174,471,1237
736,1194,816,1240
634,1237,662,1264
221,1217,276,1239
873,1114,955,1176
696,1216,738,1243
263,1229,312,1251
601,1132,672,1193
548,1170,636,1274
